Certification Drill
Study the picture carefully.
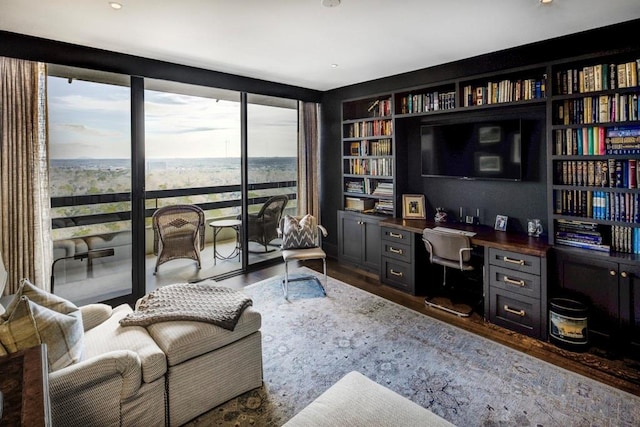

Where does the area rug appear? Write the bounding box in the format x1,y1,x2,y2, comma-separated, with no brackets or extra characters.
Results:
186,268,640,426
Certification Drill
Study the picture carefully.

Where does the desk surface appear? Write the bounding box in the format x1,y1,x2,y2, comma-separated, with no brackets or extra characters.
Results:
381,218,550,257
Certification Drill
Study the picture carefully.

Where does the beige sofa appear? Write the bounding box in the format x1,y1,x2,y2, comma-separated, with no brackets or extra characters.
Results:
0,296,263,427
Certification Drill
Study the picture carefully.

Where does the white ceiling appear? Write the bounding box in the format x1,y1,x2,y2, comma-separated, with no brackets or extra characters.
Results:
2,0,640,92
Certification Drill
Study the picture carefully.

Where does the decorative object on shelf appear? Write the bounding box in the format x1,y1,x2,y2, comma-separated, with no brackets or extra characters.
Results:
434,207,448,223
527,219,543,237
494,214,508,231
402,194,426,219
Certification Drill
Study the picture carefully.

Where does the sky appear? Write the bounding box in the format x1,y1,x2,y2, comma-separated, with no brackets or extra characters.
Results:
47,76,298,159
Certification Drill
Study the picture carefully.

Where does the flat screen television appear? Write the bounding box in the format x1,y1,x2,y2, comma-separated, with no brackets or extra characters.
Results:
420,119,523,181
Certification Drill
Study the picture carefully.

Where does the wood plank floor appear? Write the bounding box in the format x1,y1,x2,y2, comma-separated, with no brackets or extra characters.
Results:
218,257,640,397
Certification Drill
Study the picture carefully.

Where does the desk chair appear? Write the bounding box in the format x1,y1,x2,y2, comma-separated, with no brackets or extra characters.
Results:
279,215,328,300
422,228,476,317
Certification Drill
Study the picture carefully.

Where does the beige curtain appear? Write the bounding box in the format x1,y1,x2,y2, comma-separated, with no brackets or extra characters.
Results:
297,102,321,220
0,57,52,294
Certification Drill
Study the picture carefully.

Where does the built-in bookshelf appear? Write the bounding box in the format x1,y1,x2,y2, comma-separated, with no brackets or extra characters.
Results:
460,67,547,108
342,94,395,215
550,54,640,255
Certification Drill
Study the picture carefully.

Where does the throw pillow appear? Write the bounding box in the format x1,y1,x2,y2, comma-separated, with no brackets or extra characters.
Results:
0,296,84,371
281,214,318,249
1,278,78,318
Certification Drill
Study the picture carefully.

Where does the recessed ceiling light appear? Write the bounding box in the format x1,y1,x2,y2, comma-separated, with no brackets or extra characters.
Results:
539,0,553,4
109,2,122,10
322,0,341,7
331,64,339,68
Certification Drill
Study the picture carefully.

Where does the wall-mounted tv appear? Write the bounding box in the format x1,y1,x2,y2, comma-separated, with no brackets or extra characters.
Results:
421,119,523,181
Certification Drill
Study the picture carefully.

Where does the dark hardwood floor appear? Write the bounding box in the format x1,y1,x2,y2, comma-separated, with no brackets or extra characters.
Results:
218,257,640,397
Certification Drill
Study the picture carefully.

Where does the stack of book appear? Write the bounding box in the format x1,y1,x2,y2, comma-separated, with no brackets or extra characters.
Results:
374,200,394,214
555,219,610,253
345,180,364,194
372,182,393,197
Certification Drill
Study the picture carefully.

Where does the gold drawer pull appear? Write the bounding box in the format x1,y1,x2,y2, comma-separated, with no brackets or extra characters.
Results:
503,256,525,266
389,232,404,239
389,247,403,255
503,276,525,287
504,305,525,317
390,269,404,277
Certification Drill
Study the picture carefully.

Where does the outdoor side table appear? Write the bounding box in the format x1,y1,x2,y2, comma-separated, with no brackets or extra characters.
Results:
209,219,241,265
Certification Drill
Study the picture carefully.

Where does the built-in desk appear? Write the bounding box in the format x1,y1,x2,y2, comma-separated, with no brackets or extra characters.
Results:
380,218,551,340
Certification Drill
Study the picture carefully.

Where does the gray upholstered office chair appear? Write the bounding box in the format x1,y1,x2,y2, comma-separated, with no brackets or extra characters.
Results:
278,214,328,300
422,228,475,317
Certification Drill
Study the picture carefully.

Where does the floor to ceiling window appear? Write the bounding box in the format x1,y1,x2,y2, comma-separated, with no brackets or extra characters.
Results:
246,94,299,267
47,66,133,305
144,80,242,286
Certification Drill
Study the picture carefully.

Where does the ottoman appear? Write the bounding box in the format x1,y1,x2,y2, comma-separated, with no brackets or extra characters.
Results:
284,371,455,426
146,306,263,426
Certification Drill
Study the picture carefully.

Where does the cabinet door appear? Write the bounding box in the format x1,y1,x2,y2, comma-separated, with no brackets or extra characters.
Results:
556,253,619,342
337,211,363,265
619,264,640,355
361,216,381,271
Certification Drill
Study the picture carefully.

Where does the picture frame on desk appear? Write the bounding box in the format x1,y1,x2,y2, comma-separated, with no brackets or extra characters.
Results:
494,214,508,231
402,194,426,219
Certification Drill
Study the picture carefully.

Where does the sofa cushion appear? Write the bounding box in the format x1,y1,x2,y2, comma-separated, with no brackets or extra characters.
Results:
3,278,78,315
147,306,261,366
283,371,455,426
84,304,166,383
0,296,85,371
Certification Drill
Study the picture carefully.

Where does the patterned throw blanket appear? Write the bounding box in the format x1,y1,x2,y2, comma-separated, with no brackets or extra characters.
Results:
119,282,252,331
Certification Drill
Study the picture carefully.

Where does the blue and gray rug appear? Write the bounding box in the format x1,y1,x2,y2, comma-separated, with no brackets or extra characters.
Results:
187,268,640,426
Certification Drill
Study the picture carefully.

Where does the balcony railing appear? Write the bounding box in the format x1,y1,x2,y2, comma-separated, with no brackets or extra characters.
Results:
51,180,297,229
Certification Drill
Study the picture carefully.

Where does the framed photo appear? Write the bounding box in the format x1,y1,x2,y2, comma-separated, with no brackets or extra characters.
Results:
494,214,508,231
402,194,426,219
479,125,501,144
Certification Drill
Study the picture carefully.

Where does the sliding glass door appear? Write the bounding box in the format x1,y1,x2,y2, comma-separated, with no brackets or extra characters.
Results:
245,94,299,267
48,66,134,305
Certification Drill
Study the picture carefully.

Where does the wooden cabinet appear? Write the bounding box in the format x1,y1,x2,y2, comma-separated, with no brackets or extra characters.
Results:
554,248,640,354
380,226,427,295
486,248,547,339
337,210,381,273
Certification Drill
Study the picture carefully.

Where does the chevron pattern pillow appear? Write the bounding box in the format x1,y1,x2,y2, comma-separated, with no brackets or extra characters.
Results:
282,215,318,249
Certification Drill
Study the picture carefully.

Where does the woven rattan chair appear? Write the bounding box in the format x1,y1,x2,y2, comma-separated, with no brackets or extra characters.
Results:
246,195,289,252
152,204,205,274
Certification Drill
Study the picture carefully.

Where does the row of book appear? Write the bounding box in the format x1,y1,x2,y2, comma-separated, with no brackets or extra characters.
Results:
554,126,640,155
397,91,455,114
555,60,640,95
554,190,640,223
554,219,609,253
462,77,546,107
367,98,392,118
555,159,640,188
346,158,393,176
611,225,640,254
349,139,392,156
345,119,393,138
555,92,640,125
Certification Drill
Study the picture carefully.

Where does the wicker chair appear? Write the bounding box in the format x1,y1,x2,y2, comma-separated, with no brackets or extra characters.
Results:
152,204,205,274
245,195,289,252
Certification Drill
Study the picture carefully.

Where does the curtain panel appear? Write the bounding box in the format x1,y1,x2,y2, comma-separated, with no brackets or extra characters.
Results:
297,102,321,221
0,57,51,294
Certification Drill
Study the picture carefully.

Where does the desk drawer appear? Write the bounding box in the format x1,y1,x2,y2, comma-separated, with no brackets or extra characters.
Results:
381,227,412,243
382,241,411,262
489,265,540,298
489,288,541,338
488,248,541,275
381,257,415,294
